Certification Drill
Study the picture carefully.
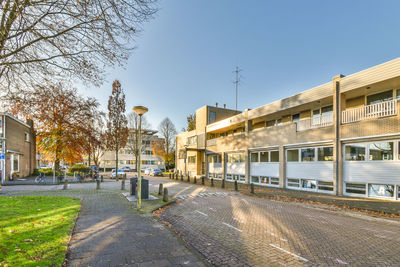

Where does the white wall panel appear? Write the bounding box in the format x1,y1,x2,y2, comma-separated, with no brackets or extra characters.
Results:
286,162,333,181
343,161,400,184
250,163,279,177
227,163,245,174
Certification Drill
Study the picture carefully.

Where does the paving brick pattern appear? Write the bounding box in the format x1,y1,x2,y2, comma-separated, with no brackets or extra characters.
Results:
1,182,205,267
158,184,400,266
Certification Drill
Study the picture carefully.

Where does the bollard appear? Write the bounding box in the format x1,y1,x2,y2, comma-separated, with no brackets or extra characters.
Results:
250,183,254,194
121,179,125,190
181,174,183,181
234,180,238,191
63,179,68,190
176,173,179,180
201,176,205,185
169,173,172,179
158,183,163,195
163,188,169,202
187,174,190,183
101,175,104,182
194,176,197,184
96,179,101,190
221,179,225,188
211,178,214,187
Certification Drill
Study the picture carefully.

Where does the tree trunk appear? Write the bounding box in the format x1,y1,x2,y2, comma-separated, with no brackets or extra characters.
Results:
115,144,119,180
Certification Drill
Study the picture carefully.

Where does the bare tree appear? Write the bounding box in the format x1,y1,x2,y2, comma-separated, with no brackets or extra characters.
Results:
86,111,106,167
105,80,128,178
0,0,158,93
158,117,177,168
126,112,150,171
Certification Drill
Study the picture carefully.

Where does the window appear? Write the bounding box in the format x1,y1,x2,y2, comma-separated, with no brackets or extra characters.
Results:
209,111,216,123
397,89,400,101
119,160,124,164
187,136,197,145
368,184,394,198
270,151,279,162
266,120,275,128
24,133,29,142
260,176,269,184
367,90,393,105
345,183,366,195
12,155,19,172
318,181,334,191
270,177,279,185
287,178,300,188
188,156,196,164
287,149,299,162
318,147,333,161
345,145,366,161
239,175,245,182
251,176,260,183
239,153,245,163
321,105,333,115
226,174,232,181
250,152,259,162
276,118,282,126
301,148,315,162
260,151,269,162
232,154,240,163
369,142,393,160
301,179,317,189
227,154,233,163
292,114,300,123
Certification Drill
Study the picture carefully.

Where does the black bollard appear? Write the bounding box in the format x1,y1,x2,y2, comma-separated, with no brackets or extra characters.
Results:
169,173,172,179
181,174,183,181
96,179,101,190
201,176,205,185
234,180,238,191
221,179,225,188
211,178,214,187
101,175,104,182
158,183,163,195
63,179,68,190
163,188,169,202
194,176,197,184
250,183,254,194
187,174,190,183
121,179,125,190
176,173,179,180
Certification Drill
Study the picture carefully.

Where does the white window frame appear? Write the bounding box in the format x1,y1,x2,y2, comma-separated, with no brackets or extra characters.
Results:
11,154,19,172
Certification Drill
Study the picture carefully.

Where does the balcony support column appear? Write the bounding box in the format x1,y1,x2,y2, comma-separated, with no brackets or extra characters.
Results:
279,145,286,188
333,74,345,196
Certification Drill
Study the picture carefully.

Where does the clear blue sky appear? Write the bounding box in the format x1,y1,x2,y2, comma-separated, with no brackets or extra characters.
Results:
79,0,400,132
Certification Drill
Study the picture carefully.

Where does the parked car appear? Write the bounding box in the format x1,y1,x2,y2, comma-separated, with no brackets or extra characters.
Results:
121,166,132,172
111,169,125,178
39,165,51,169
150,169,163,176
144,168,152,175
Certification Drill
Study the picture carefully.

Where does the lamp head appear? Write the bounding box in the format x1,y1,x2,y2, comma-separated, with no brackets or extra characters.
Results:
133,106,148,116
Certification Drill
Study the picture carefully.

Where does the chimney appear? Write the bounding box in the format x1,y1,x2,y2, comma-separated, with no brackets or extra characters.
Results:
216,102,218,107
223,104,226,109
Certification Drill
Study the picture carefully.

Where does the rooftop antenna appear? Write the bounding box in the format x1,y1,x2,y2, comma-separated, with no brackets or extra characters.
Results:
233,66,242,111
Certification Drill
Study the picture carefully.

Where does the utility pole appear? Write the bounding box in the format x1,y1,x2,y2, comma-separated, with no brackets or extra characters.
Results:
234,66,242,111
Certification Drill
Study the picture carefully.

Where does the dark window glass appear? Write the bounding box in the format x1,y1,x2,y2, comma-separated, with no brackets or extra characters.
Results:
369,142,393,160
345,145,366,161
287,149,299,162
318,147,333,161
250,153,259,162
367,90,393,105
292,114,300,123
301,148,315,162
270,151,279,162
260,152,269,162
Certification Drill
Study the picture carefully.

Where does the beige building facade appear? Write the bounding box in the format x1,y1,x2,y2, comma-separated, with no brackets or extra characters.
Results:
0,113,36,183
176,58,400,200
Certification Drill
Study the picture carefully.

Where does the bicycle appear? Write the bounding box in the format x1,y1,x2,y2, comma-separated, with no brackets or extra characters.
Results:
35,174,47,184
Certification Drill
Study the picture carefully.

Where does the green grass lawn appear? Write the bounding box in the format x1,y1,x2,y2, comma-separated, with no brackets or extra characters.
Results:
0,196,81,267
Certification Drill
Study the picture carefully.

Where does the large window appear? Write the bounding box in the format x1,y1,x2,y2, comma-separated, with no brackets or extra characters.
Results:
367,90,393,105
301,148,315,162
260,151,269,162
345,145,366,161
270,151,279,162
209,111,216,123
250,152,259,162
369,142,393,160
227,153,245,163
368,184,394,198
318,147,333,161
287,149,299,162
301,179,317,189
345,183,366,195
251,176,279,186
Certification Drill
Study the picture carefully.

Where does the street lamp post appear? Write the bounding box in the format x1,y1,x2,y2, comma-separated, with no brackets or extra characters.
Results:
133,105,148,210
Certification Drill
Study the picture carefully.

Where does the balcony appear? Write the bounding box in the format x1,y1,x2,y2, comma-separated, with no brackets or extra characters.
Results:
296,113,333,131
342,99,397,124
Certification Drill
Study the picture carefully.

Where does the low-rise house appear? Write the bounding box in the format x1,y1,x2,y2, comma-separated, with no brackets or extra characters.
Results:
0,113,36,183
176,58,400,201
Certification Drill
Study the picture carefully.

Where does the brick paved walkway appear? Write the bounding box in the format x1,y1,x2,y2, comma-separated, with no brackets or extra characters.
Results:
1,182,205,267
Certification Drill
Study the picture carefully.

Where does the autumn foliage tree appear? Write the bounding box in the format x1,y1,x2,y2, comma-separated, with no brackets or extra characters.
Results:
8,83,100,169
105,80,129,177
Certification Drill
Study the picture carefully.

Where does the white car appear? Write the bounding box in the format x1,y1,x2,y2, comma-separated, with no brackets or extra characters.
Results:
144,168,152,175
111,169,125,178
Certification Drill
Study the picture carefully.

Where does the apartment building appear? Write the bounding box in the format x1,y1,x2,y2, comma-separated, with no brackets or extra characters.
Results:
0,113,36,183
101,129,165,171
176,58,400,201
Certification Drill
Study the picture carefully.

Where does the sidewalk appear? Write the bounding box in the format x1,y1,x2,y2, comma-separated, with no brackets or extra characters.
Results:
166,176,400,217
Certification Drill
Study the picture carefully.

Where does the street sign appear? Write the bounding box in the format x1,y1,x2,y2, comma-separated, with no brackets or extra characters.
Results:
0,153,4,160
